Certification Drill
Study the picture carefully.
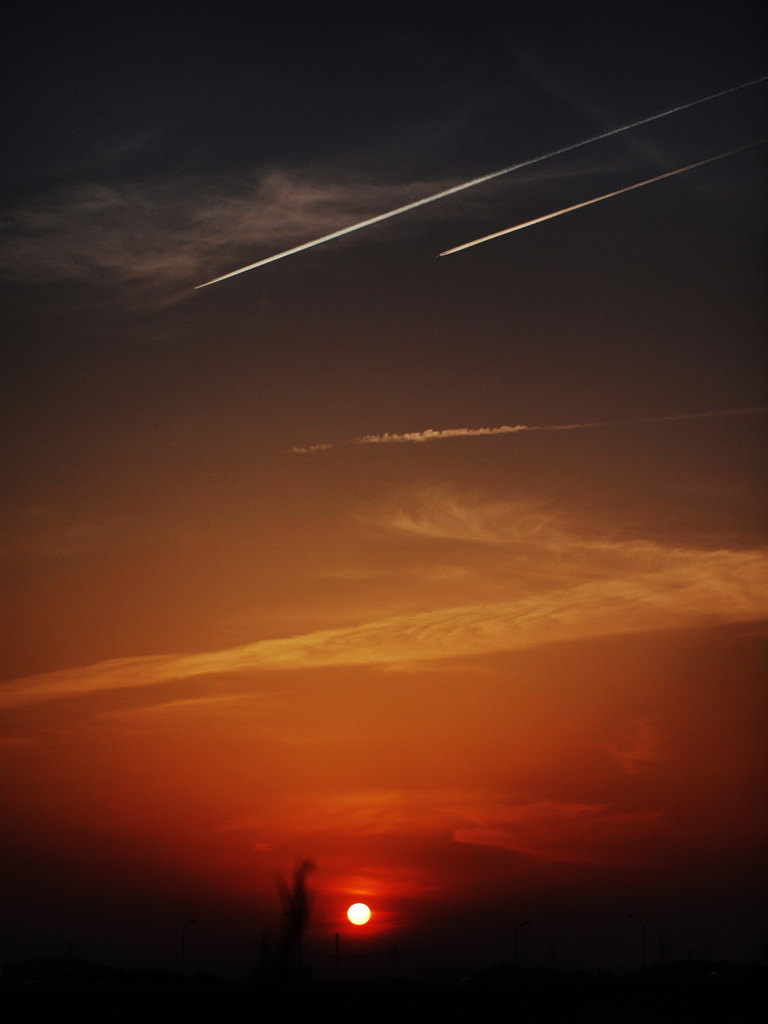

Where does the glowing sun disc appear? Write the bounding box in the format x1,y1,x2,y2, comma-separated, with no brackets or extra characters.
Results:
347,902,371,925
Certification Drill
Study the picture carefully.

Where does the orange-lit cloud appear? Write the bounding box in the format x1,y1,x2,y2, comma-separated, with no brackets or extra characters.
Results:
221,789,668,869
1,494,766,709
607,718,668,775
452,799,666,864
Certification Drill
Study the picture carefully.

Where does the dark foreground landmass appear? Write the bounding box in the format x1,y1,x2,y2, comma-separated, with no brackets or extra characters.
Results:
3,970,765,1019
1,979,763,1023
2,962,765,1023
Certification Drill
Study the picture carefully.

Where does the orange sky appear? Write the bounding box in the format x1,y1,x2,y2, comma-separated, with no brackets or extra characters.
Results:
2,485,766,970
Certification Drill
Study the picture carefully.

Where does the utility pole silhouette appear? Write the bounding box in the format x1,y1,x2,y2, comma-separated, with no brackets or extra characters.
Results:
181,919,196,977
514,920,531,968
628,913,647,970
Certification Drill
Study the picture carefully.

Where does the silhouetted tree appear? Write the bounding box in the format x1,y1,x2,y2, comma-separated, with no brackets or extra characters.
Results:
274,859,315,977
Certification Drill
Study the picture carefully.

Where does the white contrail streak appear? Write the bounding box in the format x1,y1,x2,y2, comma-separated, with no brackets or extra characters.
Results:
195,75,767,288
289,407,767,453
440,142,765,255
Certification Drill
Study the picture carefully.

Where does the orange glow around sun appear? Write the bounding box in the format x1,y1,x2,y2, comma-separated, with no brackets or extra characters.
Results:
347,902,372,925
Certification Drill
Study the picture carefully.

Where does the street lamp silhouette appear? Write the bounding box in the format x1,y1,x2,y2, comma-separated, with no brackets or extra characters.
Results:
628,913,647,970
181,919,197,976
286,912,303,968
514,920,531,968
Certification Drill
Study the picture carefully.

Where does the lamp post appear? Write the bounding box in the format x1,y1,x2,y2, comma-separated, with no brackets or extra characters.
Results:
286,912,302,968
181,919,197,977
514,920,531,968
628,913,647,970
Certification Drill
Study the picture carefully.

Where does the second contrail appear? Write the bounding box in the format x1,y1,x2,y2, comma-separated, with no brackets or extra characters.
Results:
289,407,767,453
439,142,765,255
195,75,766,288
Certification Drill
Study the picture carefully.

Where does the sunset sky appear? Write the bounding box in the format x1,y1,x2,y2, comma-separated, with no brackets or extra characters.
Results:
1,4,766,975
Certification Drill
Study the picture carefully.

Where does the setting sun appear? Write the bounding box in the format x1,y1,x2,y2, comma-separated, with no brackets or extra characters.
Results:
347,902,372,926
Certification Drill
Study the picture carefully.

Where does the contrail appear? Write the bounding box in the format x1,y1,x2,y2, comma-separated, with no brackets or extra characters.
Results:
440,142,765,255
289,407,767,453
195,75,767,288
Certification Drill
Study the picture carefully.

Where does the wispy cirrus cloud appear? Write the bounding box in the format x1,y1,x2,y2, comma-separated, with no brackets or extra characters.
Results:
373,488,563,545
0,169,457,298
2,524,765,709
452,799,666,864
0,150,670,304
224,788,667,867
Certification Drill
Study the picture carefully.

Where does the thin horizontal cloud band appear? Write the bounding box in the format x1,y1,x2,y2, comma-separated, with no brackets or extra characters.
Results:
289,406,768,453
2,544,765,709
